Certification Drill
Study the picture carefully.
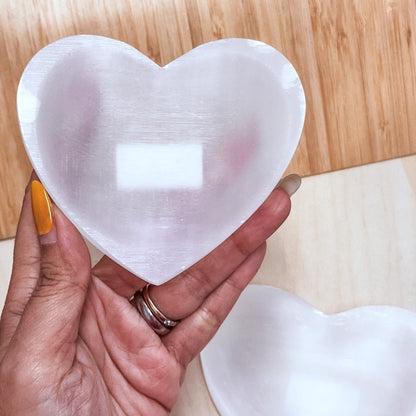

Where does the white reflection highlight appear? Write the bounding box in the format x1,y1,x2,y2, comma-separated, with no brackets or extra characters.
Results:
18,85,40,124
286,373,359,416
116,143,203,190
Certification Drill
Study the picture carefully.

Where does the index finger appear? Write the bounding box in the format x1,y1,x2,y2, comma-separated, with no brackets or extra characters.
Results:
0,173,40,355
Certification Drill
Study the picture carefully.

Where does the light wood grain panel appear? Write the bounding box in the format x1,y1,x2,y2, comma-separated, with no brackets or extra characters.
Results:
1,0,416,238
0,155,415,414
171,154,416,415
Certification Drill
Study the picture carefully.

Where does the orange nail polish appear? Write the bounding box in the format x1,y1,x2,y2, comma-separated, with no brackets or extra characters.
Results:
31,180,54,235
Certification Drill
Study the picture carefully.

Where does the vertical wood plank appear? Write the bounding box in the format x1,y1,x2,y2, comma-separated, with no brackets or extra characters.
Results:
1,0,416,238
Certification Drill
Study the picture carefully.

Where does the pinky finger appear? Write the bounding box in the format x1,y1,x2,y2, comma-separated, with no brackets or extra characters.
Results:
163,242,267,368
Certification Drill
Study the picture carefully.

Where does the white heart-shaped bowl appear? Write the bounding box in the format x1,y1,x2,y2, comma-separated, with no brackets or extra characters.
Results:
17,36,305,284
201,285,416,416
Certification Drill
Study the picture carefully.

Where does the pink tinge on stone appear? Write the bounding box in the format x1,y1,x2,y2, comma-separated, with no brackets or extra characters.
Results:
17,36,305,284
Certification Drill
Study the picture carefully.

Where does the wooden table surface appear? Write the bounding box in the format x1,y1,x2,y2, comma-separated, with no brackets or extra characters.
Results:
1,0,416,238
0,155,415,415
10,153,408,415
169,154,416,415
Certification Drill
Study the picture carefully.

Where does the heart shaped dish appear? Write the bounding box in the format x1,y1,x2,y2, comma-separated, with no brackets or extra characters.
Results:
201,285,416,416
17,36,305,284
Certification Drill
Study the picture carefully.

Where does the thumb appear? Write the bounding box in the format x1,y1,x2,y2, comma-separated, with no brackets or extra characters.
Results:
13,180,91,356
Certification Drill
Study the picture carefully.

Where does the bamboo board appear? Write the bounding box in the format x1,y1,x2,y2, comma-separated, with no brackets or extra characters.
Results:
1,0,416,238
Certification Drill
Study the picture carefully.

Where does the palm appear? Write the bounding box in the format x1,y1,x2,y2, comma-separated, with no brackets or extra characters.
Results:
65,265,182,416
0,179,293,416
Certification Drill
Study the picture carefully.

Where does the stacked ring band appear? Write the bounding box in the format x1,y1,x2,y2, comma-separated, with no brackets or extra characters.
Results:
142,284,179,329
131,284,180,336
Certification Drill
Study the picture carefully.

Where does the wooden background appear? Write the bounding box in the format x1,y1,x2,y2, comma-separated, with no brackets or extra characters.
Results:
1,0,416,239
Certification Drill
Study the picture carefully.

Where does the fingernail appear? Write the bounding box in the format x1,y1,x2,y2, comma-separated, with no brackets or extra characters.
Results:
277,174,301,197
31,180,56,243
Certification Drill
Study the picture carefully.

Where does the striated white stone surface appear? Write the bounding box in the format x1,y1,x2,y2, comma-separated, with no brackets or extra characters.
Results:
201,285,416,416
17,35,305,285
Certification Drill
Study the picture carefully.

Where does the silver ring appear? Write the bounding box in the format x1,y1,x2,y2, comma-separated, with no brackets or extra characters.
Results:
130,291,171,336
142,284,179,329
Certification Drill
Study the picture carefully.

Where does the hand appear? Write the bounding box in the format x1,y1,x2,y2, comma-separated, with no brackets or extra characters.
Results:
0,174,298,415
